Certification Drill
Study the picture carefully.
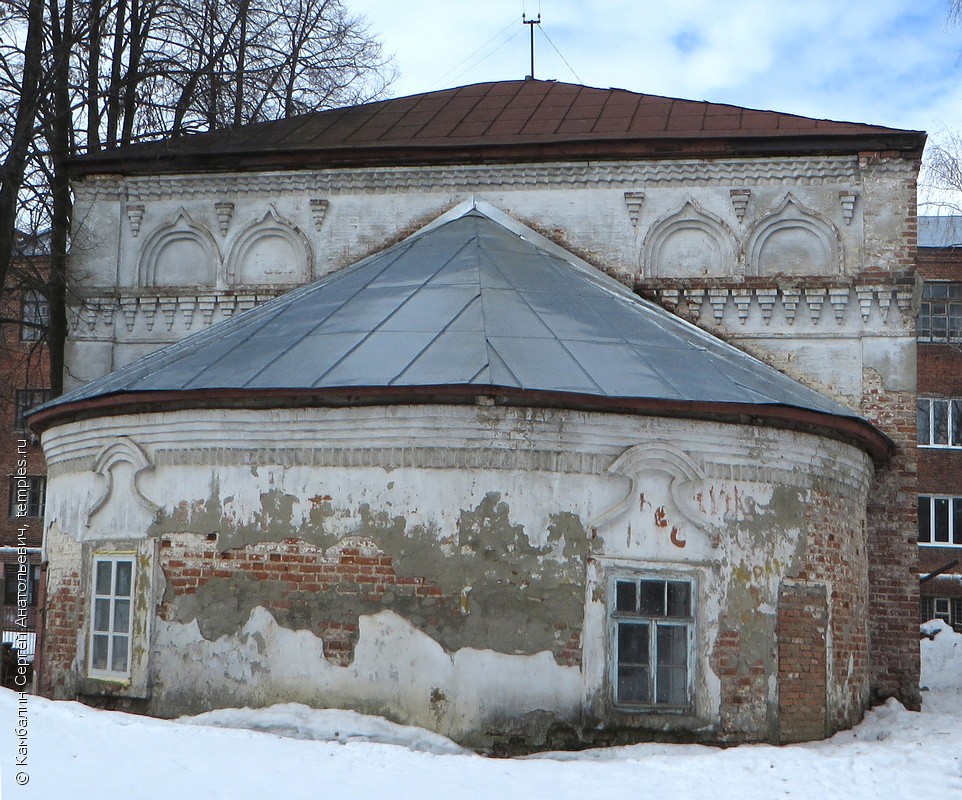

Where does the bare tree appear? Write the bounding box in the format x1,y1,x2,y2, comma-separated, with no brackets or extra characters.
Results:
0,0,394,394
921,133,962,215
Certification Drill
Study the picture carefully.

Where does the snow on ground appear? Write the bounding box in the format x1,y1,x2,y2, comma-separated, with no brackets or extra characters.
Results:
178,703,467,755
2,627,961,799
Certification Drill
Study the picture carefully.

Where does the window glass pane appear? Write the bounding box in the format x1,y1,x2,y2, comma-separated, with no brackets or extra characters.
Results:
954,499,962,546
92,634,109,670
113,599,131,634
615,580,637,612
953,598,962,624
656,625,689,705
935,498,950,542
657,624,688,667
951,309,962,338
111,636,129,672
919,304,932,337
618,666,649,704
3,564,15,605
918,400,931,445
94,598,111,632
933,400,948,445
921,596,934,622
918,497,931,543
618,622,649,665
639,580,664,616
95,561,112,595
953,401,962,446
115,561,132,597
666,582,691,618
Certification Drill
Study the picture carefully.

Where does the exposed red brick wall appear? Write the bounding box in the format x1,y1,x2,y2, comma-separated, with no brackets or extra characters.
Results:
38,569,81,697
861,371,921,708
917,247,962,281
799,489,869,732
916,247,962,591
710,628,768,741
709,480,870,743
777,583,828,743
156,534,583,668
0,281,50,555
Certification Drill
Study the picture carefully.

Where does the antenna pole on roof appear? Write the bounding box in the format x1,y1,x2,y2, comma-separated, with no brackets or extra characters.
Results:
523,14,540,79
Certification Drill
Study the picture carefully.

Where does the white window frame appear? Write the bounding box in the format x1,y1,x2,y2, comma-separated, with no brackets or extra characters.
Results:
918,495,962,547
917,397,962,448
88,555,136,680
609,573,694,710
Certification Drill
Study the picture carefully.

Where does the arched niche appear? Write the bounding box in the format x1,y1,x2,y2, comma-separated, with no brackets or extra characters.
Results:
643,200,737,279
227,209,312,285
139,211,219,287
747,196,841,277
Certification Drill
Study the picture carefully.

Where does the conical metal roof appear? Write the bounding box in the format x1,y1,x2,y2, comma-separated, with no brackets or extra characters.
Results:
33,202,887,456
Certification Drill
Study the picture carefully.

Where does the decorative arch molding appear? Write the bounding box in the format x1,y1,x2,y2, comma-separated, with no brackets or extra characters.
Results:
643,199,737,279
139,210,219,287
592,442,710,531
226,207,313,285
746,195,841,277
86,437,160,528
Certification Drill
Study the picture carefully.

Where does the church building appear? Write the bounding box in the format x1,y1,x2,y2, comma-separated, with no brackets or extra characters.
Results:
30,80,925,749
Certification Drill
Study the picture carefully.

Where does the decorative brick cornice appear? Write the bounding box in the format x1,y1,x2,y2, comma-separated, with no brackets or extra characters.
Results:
645,282,915,330
73,157,863,205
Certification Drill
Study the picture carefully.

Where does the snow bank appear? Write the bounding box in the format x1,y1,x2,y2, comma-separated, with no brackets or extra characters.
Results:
920,619,962,692
1,628,960,800
178,703,466,755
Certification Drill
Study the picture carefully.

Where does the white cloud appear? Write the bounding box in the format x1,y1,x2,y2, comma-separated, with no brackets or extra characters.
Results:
348,0,962,135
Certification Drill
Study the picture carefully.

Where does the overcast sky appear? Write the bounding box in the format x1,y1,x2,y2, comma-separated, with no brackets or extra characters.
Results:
348,0,962,142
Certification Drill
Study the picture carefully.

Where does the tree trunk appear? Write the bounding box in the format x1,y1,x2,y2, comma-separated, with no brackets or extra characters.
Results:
0,0,46,293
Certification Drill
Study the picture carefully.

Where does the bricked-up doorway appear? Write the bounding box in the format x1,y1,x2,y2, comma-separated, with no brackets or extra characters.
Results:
777,582,828,743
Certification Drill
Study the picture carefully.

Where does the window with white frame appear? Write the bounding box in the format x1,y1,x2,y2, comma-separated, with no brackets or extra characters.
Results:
921,596,962,628
611,575,693,708
918,496,962,546
90,556,135,678
919,282,962,341
917,398,962,447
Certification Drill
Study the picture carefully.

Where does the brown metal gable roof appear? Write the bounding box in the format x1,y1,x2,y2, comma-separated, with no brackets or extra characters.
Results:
71,80,925,175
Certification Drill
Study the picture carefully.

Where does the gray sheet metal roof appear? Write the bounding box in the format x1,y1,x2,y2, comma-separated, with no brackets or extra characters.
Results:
919,215,962,248
38,202,861,423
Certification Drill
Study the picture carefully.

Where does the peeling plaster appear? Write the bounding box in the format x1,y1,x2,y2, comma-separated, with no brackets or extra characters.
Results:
151,607,582,746
163,492,592,660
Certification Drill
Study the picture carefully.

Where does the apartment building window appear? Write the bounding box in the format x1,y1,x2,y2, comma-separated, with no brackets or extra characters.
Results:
89,556,135,678
8,476,46,518
19,290,49,342
611,575,694,708
918,495,962,546
919,282,962,341
15,388,51,434
918,398,962,447
921,596,962,629
3,563,39,606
